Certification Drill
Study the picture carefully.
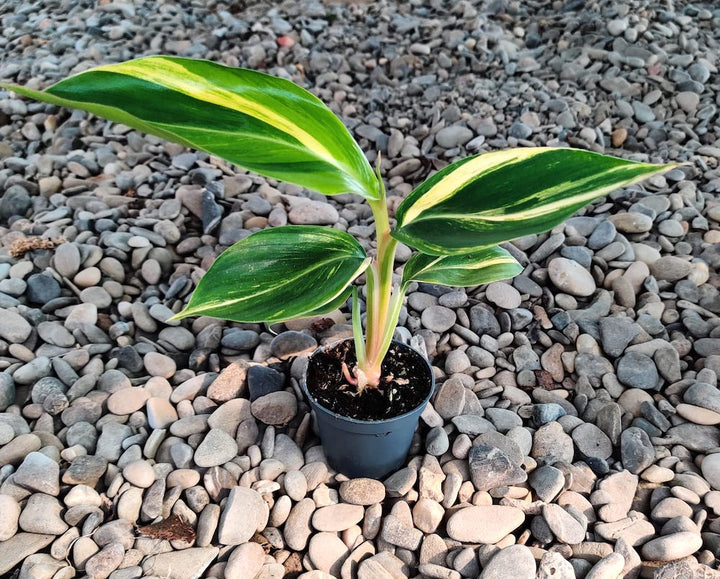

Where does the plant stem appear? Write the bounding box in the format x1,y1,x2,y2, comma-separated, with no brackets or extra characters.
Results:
358,170,400,389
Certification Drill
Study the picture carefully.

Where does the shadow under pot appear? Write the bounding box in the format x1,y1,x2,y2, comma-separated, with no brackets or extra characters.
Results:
302,338,434,479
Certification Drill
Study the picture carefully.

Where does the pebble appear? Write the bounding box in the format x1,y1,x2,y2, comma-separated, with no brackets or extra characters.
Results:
617,352,659,390
194,428,238,467
122,460,156,488
701,453,720,490
284,498,316,551
413,498,445,534
641,532,703,561
62,455,108,486
0,309,32,343
224,542,265,579
529,465,566,502
480,544,536,579
447,506,525,543
85,542,125,577
142,547,219,579
585,552,625,579
284,470,308,501
433,377,466,419
650,256,692,281
422,305,457,332
608,212,653,233
54,243,81,278
436,125,474,148
26,274,61,303
143,352,176,378
548,258,596,297
312,504,364,532
0,495,21,541
18,494,68,535
380,514,423,550
537,551,575,579
107,387,149,415
217,486,268,545
595,516,655,546
13,451,60,495
251,391,297,425
340,478,386,505
0,534,55,576
485,282,521,309
308,532,349,576
620,426,655,474
572,423,613,460
469,445,527,491
288,199,339,225
0,433,42,466
543,503,586,544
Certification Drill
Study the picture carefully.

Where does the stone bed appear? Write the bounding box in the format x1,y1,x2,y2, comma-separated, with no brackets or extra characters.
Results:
2,0,720,578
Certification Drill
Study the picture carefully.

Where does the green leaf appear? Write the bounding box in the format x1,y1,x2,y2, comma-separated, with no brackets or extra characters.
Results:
1,56,378,199
393,147,676,255
402,246,522,288
298,288,354,319
171,226,370,323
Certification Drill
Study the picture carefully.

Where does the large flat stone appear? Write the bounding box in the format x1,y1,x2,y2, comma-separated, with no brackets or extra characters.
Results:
142,547,219,579
0,533,55,575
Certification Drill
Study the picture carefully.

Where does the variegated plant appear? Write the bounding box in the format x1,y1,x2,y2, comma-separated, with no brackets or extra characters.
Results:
2,56,675,392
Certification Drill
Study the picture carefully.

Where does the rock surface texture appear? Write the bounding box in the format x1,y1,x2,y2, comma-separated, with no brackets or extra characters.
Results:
1,0,720,577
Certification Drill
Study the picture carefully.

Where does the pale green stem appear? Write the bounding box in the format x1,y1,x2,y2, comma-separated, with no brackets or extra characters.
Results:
358,170,400,388
374,283,409,369
351,287,366,369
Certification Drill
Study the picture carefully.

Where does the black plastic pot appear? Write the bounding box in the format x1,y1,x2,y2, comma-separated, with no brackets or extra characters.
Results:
302,339,434,479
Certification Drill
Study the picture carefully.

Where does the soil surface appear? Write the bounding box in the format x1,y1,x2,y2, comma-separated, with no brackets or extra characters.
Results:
305,340,433,421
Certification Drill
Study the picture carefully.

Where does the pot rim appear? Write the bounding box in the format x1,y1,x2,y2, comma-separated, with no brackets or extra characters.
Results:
301,337,435,426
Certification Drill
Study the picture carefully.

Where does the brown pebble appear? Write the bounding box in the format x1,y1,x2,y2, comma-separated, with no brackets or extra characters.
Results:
612,127,628,147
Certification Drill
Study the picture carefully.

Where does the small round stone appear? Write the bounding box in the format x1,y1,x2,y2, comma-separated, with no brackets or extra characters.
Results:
617,352,659,390
701,453,720,491
0,494,20,541
73,267,102,288
485,281,522,309
144,352,176,378
658,219,685,237
339,478,386,506
446,506,525,543
251,391,297,426
107,388,150,415
283,470,308,501
312,504,364,532
122,460,156,488
194,428,239,468
26,274,61,303
421,305,457,333
548,258,596,297
641,531,703,561
18,493,68,535
54,243,81,278
650,256,692,281
0,310,32,343
572,423,613,460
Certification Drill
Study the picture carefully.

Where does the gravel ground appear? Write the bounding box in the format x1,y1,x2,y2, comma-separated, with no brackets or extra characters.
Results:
2,0,720,577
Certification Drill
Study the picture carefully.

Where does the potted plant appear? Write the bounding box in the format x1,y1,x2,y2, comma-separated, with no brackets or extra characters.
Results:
2,56,674,478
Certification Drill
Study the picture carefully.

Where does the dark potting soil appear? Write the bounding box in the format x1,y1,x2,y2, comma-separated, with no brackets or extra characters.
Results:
305,340,433,421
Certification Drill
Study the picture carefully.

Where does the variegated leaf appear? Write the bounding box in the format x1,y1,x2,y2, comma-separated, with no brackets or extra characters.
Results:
393,147,676,255
171,226,370,323
402,246,522,288
1,56,379,199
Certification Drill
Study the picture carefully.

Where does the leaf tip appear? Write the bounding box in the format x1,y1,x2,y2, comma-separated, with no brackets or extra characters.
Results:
167,311,188,323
